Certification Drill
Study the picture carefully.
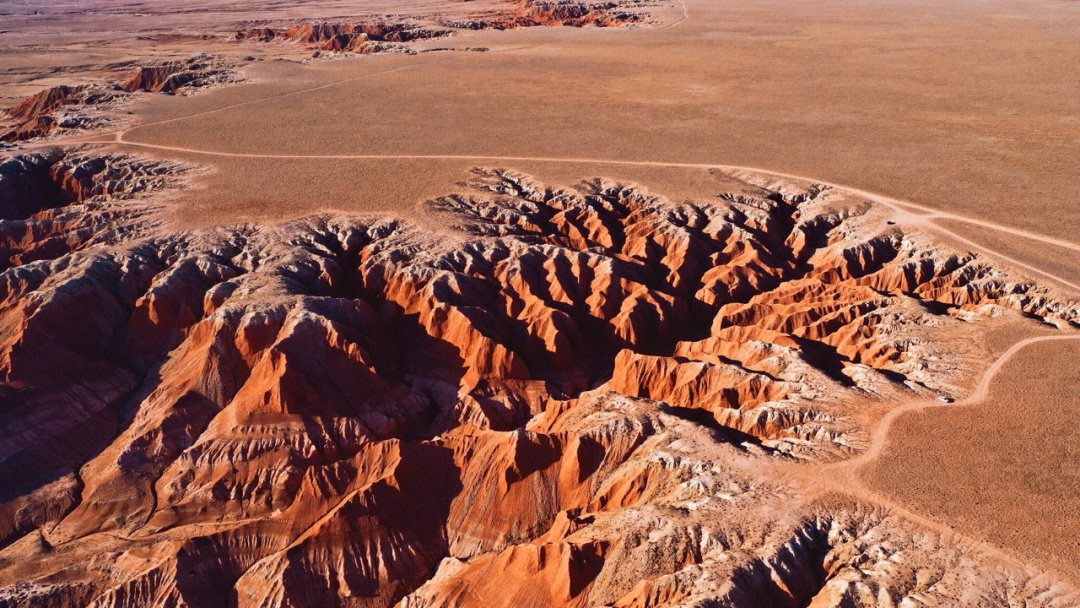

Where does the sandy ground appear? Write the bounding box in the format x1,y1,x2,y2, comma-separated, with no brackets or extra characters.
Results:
81,0,1080,244
864,333,1080,585
933,218,1080,291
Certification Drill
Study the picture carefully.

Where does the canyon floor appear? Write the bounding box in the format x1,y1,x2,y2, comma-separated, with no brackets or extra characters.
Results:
2,0,1080,607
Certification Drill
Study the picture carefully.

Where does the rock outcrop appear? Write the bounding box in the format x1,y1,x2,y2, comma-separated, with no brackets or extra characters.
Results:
1,56,234,142
121,57,235,94
233,0,651,57
1,87,121,142
234,22,450,55
468,0,642,29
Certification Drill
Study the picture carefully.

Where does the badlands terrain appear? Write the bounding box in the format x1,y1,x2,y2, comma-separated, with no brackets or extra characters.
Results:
1,0,1080,607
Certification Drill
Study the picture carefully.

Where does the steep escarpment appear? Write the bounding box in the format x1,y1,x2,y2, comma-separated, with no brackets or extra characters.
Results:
1,86,122,142
234,22,451,55
1,57,236,142
232,0,653,58
0,160,1077,607
121,56,236,95
445,0,645,29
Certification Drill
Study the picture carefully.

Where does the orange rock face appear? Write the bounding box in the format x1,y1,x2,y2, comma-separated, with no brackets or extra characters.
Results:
233,0,643,55
0,159,1077,607
1,86,121,142
2,58,233,142
121,58,235,94
234,22,450,54
446,0,642,29
7,87,84,124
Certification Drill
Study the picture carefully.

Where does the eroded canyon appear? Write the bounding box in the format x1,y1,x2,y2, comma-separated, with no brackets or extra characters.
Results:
0,147,1078,606
2,0,1080,606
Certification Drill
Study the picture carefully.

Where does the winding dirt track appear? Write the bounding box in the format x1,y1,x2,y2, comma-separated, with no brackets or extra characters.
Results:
812,333,1080,576
660,0,689,28
92,135,1080,294
851,334,1080,475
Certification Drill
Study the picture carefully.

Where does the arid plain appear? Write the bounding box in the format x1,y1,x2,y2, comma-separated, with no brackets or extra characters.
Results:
1,0,1080,606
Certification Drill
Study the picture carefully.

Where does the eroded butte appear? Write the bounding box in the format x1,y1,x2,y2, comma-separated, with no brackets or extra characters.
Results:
2,0,1080,606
